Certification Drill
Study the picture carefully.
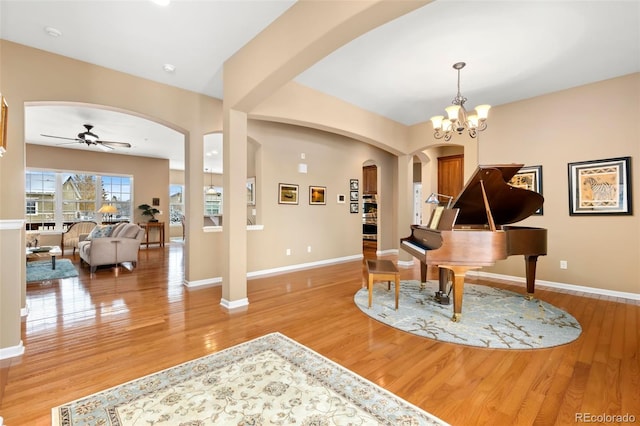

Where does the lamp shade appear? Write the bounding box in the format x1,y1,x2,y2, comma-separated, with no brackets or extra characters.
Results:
425,193,440,204
430,115,444,130
474,104,491,119
98,204,117,214
445,105,460,121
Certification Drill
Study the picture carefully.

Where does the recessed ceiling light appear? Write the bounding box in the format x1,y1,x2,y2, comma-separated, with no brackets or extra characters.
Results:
44,26,62,37
163,63,176,73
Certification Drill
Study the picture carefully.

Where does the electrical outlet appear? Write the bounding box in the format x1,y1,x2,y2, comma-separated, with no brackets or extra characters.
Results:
560,260,568,269
286,249,291,256
307,246,311,253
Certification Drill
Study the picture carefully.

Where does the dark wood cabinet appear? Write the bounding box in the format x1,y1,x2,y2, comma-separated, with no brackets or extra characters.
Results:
363,165,377,194
437,155,463,198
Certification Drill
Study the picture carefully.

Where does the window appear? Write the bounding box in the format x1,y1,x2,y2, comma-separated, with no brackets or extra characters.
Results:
204,187,222,216
25,171,56,226
26,200,37,215
102,175,132,221
61,173,97,222
25,169,133,229
169,185,184,224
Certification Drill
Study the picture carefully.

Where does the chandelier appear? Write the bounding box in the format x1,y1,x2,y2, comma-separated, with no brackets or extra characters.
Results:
430,62,490,141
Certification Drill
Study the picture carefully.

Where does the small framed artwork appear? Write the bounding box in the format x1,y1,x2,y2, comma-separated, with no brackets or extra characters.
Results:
247,177,256,205
152,197,160,206
0,95,8,155
278,183,299,205
337,194,346,204
350,191,359,201
509,165,543,214
350,179,359,191
568,156,632,215
350,203,359,214
309,186,326,205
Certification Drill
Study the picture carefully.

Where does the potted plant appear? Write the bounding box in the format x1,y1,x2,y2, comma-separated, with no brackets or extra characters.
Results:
138,203,160,222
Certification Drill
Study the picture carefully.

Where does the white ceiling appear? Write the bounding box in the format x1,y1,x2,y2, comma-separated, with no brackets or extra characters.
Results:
2,0,639,171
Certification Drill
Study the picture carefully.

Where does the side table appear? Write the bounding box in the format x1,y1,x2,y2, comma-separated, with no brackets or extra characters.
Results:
138,222,165,248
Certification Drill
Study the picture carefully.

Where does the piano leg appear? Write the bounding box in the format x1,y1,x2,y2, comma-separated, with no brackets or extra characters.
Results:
419,261,427,288
523,255,540,300
434,268,451,305
439,265,481,322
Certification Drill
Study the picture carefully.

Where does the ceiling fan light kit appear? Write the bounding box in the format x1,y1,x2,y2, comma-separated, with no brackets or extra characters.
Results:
41,124,131,150
430,62,490,142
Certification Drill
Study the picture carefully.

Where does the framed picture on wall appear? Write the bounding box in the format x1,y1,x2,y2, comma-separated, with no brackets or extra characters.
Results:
350,203,359,213
0,95,8,155
247,177,256,205
309,186,326,205
350,179,359,190
509,165,543,215
568,156,632,215
278,183,299,205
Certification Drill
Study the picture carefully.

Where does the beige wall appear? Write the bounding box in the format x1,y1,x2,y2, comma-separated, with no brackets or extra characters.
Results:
246,120,397,272
476,73,640,294
1,37,639,356
27,144,170,226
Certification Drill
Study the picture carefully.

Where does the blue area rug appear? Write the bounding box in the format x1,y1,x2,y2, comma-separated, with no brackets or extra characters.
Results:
355,280,581,349
26,259,78,282
52,332,448,425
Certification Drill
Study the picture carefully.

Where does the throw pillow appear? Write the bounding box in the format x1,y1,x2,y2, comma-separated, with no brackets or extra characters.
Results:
85,225,115,240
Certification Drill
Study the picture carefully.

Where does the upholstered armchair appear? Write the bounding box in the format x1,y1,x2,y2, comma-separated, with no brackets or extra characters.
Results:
61,221,97,256
78,222,144,273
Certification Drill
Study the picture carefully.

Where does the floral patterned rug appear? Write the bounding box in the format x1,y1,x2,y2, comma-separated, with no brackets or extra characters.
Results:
52,332,447,425
355,280,581,349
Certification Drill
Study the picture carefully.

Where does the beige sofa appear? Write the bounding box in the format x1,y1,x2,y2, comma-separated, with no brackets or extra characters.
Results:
78,222,144,273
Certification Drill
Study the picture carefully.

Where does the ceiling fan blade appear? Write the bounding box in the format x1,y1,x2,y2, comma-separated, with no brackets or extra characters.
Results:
56,141,83,146
99,140,131,148
41,134,79,141
96,143,114,151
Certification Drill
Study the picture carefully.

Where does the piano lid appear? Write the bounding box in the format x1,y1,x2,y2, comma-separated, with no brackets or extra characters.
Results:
452,164,544,226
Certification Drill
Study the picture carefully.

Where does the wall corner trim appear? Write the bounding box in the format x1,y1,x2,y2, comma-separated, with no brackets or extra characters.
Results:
0,219,25,230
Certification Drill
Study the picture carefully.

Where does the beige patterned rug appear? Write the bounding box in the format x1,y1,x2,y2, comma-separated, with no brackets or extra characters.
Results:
52,332,447,425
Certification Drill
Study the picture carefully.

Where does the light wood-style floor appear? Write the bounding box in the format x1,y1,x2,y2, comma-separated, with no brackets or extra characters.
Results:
1,240,638,425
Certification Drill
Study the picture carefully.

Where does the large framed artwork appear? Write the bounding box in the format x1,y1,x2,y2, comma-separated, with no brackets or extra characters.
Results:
309,186,326,205
509,165,543,215
568,156,632,215
278,183,299,205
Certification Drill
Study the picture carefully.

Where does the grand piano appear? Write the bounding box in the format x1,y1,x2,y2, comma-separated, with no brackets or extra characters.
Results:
401,164,547,321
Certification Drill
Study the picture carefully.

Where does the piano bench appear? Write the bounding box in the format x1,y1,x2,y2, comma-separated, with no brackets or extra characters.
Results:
366,259,400,310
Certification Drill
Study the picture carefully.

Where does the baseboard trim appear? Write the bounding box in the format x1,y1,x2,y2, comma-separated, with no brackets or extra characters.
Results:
377,248,398,256
475,271,640,302
183,276,222,288
0,340,25,360
247,254,363,279
220,298,249,310
184,254,364,289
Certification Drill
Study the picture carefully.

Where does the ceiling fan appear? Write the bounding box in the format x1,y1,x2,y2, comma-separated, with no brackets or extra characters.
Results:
41,124,132,151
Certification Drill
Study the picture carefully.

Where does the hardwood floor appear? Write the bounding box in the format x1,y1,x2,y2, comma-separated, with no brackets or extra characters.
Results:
1,241,638,425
